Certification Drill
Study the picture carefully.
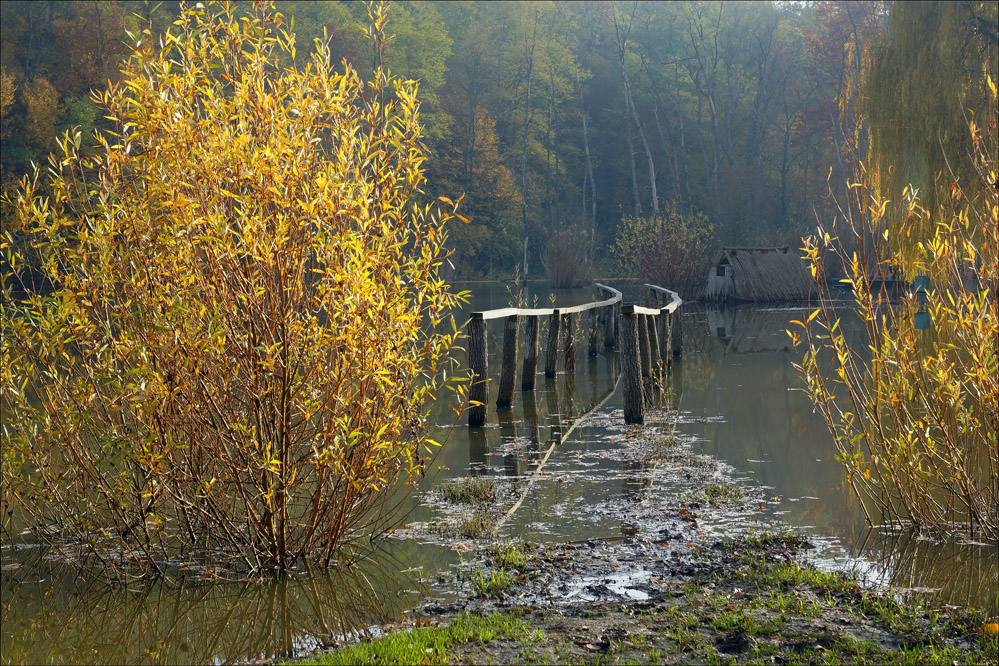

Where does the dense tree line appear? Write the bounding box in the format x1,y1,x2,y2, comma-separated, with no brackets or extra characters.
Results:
2,1,994,280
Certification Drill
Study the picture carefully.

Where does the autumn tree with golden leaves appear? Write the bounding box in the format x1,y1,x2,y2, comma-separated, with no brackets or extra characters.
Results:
1,1,464,574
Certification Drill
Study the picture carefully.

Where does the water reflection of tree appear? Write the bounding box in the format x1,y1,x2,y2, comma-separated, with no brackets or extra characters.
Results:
0,548,414,665
854,528,999,615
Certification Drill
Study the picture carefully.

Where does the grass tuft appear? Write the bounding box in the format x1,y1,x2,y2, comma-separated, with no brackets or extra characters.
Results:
437,477,497,504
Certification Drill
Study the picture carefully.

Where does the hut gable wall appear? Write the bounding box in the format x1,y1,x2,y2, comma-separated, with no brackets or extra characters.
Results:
705,247,811,302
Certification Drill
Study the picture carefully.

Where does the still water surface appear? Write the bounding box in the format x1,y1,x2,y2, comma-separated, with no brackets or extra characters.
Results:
2,281,995,664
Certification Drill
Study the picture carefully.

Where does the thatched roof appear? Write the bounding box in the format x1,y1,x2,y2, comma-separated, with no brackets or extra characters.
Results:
705,246,812,303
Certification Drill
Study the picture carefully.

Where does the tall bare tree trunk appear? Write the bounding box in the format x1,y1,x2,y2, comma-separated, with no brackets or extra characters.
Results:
614,4,657,214
576,65,597,256
520,11,539,286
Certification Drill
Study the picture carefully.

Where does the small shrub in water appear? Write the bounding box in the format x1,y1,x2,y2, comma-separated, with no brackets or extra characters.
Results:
437,477,497,504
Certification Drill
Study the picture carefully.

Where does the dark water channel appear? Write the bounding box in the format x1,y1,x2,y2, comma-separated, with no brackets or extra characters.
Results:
2,281,996,664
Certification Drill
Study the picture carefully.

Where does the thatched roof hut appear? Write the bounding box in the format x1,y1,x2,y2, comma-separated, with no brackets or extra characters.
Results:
704,247,811,302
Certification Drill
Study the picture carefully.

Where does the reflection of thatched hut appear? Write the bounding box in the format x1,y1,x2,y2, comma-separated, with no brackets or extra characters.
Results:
722,308,798,354
704,307,800,354
704,247,811,302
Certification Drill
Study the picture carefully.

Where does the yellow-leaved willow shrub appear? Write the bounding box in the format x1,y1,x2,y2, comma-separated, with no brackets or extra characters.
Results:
0,2,466,573
793,76,998,541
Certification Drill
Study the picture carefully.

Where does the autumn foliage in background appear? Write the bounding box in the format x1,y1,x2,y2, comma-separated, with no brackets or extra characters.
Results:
0,1,463,574
793,76,998,541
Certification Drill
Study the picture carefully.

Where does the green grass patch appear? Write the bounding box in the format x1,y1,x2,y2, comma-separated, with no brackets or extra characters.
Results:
292,612,540,665
489,543,532,572
472,567,516,598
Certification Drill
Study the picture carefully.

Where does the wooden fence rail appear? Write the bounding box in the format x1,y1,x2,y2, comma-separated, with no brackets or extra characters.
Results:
466,283,681,427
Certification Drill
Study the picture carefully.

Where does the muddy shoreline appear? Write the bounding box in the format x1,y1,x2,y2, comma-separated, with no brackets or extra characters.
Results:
289,424,999,665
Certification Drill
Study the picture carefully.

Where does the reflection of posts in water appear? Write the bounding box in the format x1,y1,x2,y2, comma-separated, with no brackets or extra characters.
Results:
561,372,577,421
666,357,683,412
522,315,540,390
620,308,644,424
670,309,683,357
607,346,620,394
467,315,487,427
545,377,562,442
496,314,519,409
622,459,653,500
621,458,653,539
522,391,542,468
544,310,560,378
468,425,488,475
498,407,520,478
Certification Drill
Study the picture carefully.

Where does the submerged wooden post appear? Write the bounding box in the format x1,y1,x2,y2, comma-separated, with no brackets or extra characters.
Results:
562,312,575,373
603,304,616,347
670,309,683,357
638,314,652,379
620,307,644,424
496,314,519,408
545,310,561,378
468,315,488,427
522,315,539,390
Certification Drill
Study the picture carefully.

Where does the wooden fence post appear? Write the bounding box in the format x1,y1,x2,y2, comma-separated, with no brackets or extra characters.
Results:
562,312,575,373
620,306,644,424
604,304,616,348
646,314,661,384
522,315,539,390
671,309,683,357
638,314,652,379
468,314,488,426
588,310,600,357
496,314,519,408
545,310,560,378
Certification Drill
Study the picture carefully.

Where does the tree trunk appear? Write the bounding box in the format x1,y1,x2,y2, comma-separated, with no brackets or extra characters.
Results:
520,11,539,286
615,5,657,214
576,66,597,257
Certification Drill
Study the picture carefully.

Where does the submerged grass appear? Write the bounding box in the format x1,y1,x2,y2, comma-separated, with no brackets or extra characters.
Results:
437,477,497,504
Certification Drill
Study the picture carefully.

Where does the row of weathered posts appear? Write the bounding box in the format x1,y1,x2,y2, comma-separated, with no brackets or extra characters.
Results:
467,283,682,427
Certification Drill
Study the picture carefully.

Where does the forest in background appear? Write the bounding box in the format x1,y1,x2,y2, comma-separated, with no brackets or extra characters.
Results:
1,1,995,281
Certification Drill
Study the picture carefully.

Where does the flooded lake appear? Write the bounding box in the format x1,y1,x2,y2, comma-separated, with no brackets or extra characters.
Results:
2,281,996,664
